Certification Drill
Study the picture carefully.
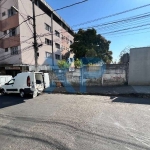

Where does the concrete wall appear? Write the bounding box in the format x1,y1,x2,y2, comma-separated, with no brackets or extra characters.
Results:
49,64,127,86
129,47,150,85
103,64,126,86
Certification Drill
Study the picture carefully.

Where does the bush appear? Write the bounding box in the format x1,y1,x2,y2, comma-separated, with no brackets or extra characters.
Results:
74,59,82,68
57,60,70,69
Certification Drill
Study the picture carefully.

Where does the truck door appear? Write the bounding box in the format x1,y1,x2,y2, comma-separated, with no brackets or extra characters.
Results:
44,73,50,88
30,72,36,91
5,79,16,93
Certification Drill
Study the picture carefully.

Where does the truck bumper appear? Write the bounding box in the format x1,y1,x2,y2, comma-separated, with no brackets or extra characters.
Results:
24,88,33,94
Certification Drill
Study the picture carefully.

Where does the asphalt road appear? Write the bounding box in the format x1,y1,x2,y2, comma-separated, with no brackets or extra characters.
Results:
0,94,150,150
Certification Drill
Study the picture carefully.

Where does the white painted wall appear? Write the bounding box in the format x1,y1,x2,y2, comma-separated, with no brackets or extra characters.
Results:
128,47,150,85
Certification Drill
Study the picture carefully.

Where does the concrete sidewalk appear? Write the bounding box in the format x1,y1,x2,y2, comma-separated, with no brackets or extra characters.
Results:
44,85,150,97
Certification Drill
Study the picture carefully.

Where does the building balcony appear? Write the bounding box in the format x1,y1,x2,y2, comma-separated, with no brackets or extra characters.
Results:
0,14,19,32
0,35,20,49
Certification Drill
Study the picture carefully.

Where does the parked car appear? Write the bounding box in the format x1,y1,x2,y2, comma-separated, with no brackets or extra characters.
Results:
0,72,50,98
0,75,12,89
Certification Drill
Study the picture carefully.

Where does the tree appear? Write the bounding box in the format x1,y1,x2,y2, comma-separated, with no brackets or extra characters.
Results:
74,59,82,68
62,51,70,61
119,53,129,64
85,48,97,57
57,60,70,69
70,28,113,64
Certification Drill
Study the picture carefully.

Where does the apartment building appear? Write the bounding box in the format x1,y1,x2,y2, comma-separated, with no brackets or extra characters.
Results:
0,0,74,76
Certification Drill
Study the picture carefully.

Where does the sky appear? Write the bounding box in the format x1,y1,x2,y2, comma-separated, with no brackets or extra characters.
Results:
46,0,150,62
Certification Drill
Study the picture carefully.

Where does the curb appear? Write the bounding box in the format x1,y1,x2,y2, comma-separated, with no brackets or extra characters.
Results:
44,91,150,98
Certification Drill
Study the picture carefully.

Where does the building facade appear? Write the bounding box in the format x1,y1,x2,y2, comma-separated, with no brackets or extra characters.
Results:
0,0,74,76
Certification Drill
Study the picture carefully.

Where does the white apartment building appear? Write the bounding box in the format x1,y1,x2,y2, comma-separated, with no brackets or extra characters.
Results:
0,0,74,76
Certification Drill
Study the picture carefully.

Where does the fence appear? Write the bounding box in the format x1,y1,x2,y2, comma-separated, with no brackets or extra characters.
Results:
47,64,127,87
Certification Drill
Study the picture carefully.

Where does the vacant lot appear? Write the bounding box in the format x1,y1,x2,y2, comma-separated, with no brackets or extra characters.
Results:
0,94,150,150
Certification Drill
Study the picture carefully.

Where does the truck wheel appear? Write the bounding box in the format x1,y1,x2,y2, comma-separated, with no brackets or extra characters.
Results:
20,90,25,98
1,89,6,96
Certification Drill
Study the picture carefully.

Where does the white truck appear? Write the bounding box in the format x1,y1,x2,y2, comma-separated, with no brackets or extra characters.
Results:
0,75,12,89
0,72,50,98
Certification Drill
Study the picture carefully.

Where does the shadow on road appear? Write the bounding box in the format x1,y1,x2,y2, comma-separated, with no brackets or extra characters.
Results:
0,94,31,109
111,96,150,105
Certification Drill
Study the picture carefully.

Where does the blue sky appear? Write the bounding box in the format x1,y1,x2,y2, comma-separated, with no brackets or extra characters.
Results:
47,0,150,62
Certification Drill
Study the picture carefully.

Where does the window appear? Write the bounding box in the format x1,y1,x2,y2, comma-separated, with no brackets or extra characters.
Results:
45,23,51,32
62,36,65,40
8,79,15,85
55,54,60,60
10,46,18,55
9,28,16,37
55,43,60,49
5,48,8,52
2,12,6,17
70,40,73,44
3,30,7,35
8,8,15,17
55,30,60,37
46,52,52,58
66,38,69,43
45,38,52,45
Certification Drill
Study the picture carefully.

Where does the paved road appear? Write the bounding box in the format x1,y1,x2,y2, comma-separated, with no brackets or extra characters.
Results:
0,94,150,150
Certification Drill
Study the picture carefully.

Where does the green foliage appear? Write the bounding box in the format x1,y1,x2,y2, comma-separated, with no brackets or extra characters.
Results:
70,28,113,64
74,59,82,68
87,63,93,66
57,60,70,69
85,48,97,57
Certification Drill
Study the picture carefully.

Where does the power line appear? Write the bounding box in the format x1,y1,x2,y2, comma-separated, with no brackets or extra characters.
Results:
105,28,150,38
20,0,29,15
37,17,150,37
74,12,150,31
53,0,88,12
0,6,28,16
72,3,150,27
0,37,33,47
19,0,42,43
35,0,88,18
100,23,150,35
37,11,150,37
95,18,150,34
0,37,33,57
0,17,32,40
100,26,150,36
0,45,33,62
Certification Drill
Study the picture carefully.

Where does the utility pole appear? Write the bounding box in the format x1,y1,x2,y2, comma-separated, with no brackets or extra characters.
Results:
32,0,38,72
51,12,54,67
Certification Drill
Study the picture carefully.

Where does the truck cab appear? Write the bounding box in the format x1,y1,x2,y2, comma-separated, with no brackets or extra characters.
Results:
1,72,50,98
